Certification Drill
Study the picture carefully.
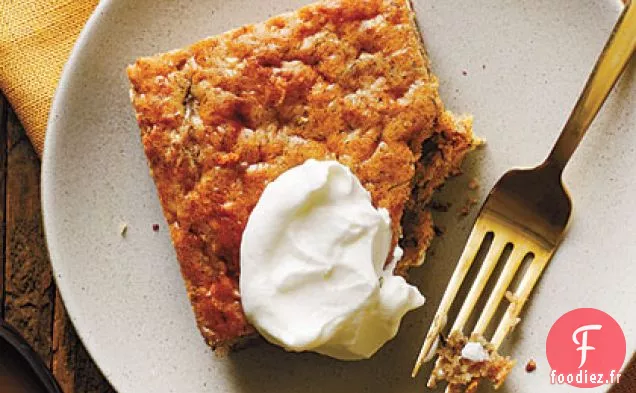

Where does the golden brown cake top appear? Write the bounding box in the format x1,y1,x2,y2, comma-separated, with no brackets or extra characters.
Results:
127,0,447,348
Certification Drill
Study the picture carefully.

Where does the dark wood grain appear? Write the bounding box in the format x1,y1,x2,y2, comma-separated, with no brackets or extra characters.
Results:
610,353,636,393
52,295,76,392
4,102,54,364
0,92,114,393
0,96,7,321
52,294,116,393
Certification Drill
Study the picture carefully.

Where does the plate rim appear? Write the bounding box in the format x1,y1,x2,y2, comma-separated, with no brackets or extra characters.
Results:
41,0,116,385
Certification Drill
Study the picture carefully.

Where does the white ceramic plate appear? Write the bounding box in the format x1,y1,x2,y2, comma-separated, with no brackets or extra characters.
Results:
43,1,634,392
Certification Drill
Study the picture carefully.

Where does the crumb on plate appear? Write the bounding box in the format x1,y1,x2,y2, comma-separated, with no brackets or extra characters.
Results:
459,197,479,216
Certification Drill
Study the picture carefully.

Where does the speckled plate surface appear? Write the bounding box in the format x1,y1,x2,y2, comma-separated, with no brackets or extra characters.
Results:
42,1,634,392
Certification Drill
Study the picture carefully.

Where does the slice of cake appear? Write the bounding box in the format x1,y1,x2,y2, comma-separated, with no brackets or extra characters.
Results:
127,0,474,352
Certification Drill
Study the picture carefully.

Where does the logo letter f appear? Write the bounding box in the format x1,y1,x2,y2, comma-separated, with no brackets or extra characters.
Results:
572,324,602,368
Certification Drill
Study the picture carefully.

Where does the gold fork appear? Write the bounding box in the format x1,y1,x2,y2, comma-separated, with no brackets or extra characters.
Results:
412,1,636,389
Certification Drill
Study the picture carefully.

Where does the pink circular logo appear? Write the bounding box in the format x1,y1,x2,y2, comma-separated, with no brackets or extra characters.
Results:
546,308,626,388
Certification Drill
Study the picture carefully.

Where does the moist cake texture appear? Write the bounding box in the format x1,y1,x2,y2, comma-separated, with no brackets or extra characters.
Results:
428,331,515,392
127,0,474,351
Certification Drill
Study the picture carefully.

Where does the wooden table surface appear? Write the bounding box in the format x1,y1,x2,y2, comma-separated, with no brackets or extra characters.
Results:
0,92,115,393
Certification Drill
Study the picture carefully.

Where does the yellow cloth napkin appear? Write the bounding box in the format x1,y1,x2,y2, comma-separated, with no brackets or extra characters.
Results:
0,0,99,156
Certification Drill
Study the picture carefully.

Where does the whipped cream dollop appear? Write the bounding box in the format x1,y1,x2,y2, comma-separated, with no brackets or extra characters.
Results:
461,342,490,362
240,159,424,360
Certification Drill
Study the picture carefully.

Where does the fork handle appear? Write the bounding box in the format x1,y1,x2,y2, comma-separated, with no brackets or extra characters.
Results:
546,1,635,171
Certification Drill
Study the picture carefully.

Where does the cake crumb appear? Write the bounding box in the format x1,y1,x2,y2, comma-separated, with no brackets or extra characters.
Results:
430,200,450,212
439,332,447,347
525,359,537,373
120,223,128,237
460,198,479,216
505,291,517,303
472,136,486,147
506,291,521,311
152,224,160,232
462,70,468,76
468,178,479,190
429,331,515,392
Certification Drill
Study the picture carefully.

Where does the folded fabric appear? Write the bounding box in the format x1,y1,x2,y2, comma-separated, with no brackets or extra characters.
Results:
0,0,99,156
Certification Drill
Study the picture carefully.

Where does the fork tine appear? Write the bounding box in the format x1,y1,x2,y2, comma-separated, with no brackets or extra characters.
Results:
427,361,440,388
472,246,528,336
450,236,508,333
412,220,489,377
491,250,552,348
